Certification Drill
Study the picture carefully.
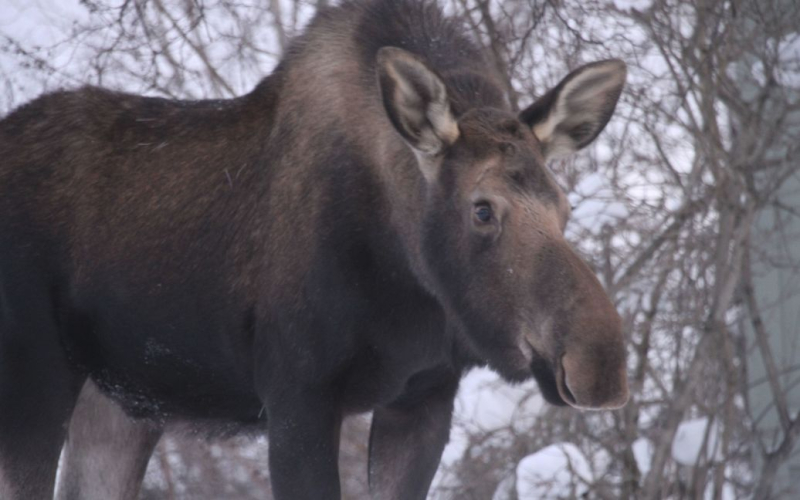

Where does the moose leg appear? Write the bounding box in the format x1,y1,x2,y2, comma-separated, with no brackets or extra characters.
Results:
0,274,84,499
368,370,459,500
56,379,163,500
265,392,343,500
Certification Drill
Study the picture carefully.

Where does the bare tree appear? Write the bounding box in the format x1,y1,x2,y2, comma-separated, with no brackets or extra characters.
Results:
2,0,799,498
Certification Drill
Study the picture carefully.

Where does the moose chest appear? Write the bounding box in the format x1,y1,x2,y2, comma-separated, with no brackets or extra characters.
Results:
255,262,454,416
65,259,452,423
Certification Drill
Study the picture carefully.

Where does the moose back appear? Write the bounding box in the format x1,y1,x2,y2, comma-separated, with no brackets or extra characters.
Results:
0,1,628,498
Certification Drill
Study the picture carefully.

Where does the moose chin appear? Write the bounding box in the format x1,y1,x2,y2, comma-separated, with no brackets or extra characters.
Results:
0,1,628,499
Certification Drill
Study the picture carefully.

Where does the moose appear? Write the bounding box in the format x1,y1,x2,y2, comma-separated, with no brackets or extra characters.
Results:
0,0,628,498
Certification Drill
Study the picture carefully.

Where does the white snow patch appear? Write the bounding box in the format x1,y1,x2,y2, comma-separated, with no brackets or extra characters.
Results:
671,417,723,466
433,368,545,493
611,0,653,10
491,474,516,500
632,437,653,475
454,368,544,433
515,443,592,499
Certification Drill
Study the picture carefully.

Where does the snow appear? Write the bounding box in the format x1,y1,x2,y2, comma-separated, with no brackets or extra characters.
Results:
611,0,653,10
439,367,545,469
491,474,516,500
455,368,545,432
515,443,592,499
632,437,653,475
671,417,722,466
432,368,545,494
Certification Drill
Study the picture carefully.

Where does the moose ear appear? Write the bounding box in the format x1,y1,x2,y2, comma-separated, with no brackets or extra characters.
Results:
520,59,626,161
376,47,459,173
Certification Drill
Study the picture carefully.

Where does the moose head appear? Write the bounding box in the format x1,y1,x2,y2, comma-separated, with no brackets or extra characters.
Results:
377,47,628,410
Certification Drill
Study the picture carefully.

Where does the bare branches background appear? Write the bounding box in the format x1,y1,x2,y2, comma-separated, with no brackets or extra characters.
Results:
2,0,799,498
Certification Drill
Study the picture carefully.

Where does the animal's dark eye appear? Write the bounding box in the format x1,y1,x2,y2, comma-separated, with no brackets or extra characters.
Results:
474,203,493,223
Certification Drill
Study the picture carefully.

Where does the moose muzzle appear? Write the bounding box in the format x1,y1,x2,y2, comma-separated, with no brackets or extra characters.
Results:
557,339,629,410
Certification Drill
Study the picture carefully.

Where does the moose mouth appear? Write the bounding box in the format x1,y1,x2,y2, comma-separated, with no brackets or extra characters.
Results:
524,340,572,407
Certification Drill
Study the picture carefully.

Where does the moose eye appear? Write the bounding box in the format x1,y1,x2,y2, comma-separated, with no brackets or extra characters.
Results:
474,203,493,223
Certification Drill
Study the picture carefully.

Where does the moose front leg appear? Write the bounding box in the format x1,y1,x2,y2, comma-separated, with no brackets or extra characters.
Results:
266,393,343,500
57,379,162,500
368,370,459,500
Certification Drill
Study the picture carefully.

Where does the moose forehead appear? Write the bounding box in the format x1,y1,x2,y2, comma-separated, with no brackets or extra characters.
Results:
449,108,569,214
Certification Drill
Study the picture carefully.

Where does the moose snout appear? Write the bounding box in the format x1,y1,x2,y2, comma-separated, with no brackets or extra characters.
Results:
531,242,629,410
557,339,629,410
